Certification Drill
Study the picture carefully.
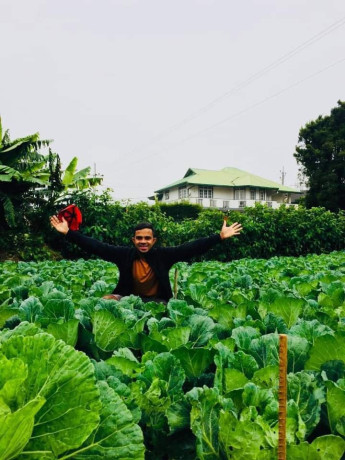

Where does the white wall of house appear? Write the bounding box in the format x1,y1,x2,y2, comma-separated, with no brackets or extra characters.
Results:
159,185,294,208
161,188,179,201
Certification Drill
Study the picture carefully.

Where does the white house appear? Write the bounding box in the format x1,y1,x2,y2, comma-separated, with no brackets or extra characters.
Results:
151,167,301,210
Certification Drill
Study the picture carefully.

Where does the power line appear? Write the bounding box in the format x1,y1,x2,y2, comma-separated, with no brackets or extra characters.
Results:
124,15,345,159
122,55,345,166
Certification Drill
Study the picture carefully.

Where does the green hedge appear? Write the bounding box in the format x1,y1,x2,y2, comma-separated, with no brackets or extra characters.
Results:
1,191,345,261
158,202,202,221
0,232,61,262
56,203,345,261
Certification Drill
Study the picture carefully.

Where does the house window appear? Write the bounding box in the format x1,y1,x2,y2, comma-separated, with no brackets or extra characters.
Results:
197,198,203,205
210,199,217,208
199,186,213,198
223,201,229,209
164,191,169,200
178,186,187,199
234,188,245,200
259,189,266,200
250,188,256,200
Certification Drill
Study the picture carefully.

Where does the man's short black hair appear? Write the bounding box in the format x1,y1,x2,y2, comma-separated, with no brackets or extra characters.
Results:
133,222,156,237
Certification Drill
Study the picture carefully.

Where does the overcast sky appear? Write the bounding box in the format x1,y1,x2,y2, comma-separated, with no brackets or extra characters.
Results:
1,0,345,201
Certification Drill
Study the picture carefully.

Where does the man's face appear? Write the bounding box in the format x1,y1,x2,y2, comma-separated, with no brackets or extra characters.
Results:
132,228,157,253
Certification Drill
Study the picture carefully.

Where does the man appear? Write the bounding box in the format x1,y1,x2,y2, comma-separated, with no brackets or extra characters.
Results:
50,216,242,303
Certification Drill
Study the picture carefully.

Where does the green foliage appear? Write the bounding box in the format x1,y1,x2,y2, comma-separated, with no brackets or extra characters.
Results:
294,100,345,211
0,118,103,238
0,333,102,456
76,380,145,458
1,252,345,458
305,333,345,371
2,178,345,261
0,330,145,458
158,202,202,221
60,156,103,191
0,117,52,228
0,232,60,262
287,435,345,459
69,200,344,261
326,380,345,437
222,204,345,259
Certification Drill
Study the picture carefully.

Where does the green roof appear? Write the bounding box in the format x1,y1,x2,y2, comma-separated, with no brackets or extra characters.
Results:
155,167,300,193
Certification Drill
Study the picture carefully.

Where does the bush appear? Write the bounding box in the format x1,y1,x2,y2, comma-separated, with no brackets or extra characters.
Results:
0,232,61,261
158,202,202,221
1,191,345,262
164,204,345,261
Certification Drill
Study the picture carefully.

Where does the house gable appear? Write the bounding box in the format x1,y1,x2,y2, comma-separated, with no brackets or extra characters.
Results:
155,167,299,194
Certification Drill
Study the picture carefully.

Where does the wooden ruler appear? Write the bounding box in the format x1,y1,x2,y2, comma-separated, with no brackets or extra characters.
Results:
278,334,288,460
173,268,178,299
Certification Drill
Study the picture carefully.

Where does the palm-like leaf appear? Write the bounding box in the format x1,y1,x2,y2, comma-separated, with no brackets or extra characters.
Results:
0,192,15,227
61,159,103,191
62,157,78,185
21,159,48,176
0,165,22,181
1,135,38,153
72,166,91,182
78,176,103,188
0,130,52,167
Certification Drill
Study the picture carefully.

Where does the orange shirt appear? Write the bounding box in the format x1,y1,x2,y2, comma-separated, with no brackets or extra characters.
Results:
132,258,159,297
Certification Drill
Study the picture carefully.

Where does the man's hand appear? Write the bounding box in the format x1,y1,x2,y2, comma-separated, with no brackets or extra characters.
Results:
50,215,69,235
220,219,242,240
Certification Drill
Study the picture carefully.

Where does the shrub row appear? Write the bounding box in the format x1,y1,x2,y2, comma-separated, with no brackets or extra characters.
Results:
1,189,344,261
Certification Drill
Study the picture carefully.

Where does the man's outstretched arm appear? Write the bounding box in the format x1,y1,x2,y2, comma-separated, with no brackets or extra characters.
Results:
162,219,243,264
49,215,126,262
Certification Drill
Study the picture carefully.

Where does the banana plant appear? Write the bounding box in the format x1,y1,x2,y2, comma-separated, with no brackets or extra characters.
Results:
0,117,52,227
0,117,103,227
61,156,103,191
42,153,103,206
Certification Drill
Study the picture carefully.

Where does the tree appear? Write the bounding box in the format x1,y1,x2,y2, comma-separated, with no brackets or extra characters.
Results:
0,117,51,227
0,118,103,228
38,150,103,207
294,100,345,211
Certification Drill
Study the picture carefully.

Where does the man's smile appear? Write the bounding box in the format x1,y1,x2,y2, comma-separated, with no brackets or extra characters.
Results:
132,229,157,253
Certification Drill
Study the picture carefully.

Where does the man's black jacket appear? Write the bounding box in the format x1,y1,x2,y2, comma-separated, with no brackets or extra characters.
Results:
66,230,222,301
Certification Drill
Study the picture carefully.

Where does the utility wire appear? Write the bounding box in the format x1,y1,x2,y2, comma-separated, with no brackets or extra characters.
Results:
124,15,345,159
122,55,345,167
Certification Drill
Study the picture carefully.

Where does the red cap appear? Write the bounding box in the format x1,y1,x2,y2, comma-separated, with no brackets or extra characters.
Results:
58,204,82,231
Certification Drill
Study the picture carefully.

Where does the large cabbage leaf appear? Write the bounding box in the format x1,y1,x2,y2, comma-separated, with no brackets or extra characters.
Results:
69,381,144,459
305,332,345,370
0,332,101,457
326,380,345,436
287,435,345,459
172,347,214,378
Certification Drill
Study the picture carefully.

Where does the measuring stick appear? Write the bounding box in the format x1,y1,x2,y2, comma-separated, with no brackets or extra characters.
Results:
278,334,288,460
173,268,178,299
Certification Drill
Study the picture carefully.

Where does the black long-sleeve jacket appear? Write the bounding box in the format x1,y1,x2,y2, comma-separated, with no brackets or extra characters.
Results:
65,230,222,301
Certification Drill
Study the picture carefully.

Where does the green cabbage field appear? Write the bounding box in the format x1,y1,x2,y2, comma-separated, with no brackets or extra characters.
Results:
1,251,345,459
